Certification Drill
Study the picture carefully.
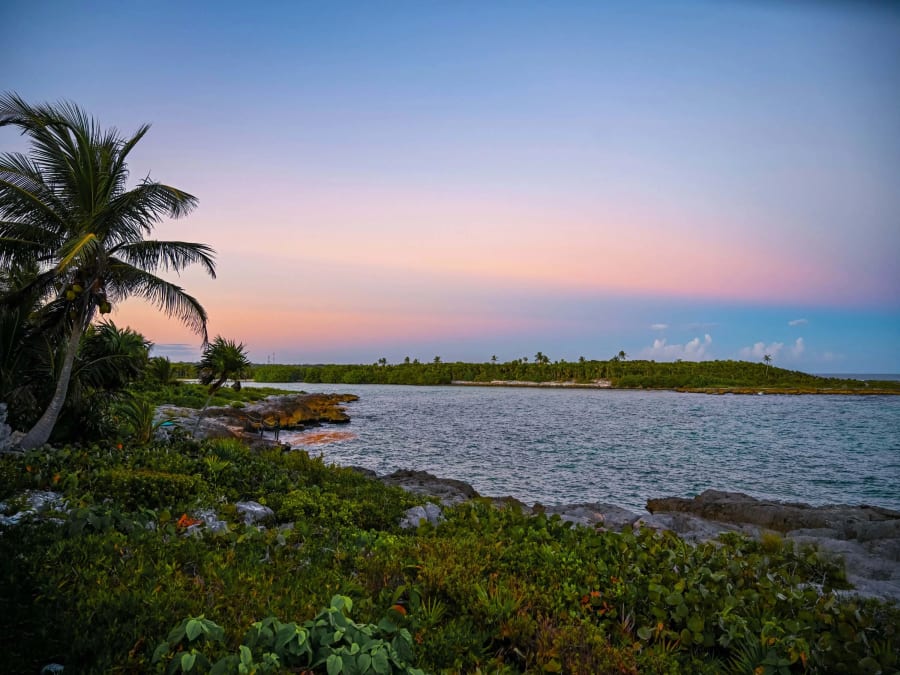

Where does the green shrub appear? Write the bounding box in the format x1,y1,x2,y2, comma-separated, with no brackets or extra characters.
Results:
94,467,206,510
152,596,425,674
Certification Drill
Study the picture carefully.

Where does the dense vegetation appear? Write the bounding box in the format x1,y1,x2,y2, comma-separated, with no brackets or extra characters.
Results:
2,95,898,674
3,431,899,673
249,359,899,393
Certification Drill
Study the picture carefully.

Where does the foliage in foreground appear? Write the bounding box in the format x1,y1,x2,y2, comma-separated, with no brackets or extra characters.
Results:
1,439,898,674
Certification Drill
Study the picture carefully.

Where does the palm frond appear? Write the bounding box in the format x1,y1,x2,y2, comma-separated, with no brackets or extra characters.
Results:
56,232,101,273
111,239,216,277
105,262,209,341
102,181,198,243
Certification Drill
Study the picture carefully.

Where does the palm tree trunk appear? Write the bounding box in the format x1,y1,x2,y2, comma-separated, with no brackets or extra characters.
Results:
18,322,85,450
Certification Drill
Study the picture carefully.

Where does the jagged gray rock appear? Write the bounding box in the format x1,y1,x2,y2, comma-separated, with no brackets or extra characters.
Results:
236,501,275,525
379,469,479,506
399,503,444,529
647,489,900,601
0,490,68,526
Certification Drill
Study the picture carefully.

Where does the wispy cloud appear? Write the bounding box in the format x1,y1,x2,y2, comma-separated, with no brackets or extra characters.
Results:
788,318,808,327
739,341,784,360
650,323,669,331
791,337,805,357
641,334,713,361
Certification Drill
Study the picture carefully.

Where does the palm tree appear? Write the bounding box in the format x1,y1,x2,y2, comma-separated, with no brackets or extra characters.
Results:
763,354,772,378
0,94,216,449
198,336,251,394
618,350,627,361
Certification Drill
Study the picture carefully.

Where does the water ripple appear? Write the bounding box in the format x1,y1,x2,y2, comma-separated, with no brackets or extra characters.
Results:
248,383,900,513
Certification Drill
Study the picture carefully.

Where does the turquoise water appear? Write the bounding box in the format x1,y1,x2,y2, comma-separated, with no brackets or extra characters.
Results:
248,383,900,513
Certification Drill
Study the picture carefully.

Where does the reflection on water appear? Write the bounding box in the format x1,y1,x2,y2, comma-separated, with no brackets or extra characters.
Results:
281,429,357,447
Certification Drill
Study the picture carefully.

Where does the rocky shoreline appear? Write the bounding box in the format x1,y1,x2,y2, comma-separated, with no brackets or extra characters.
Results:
370,469,900,603
165,394,900,603
154,393,357,448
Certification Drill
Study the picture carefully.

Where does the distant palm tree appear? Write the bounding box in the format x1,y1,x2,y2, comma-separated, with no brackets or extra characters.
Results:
433,356,441,364
763,354,772,378
0,94,215,449
618,350,627,361
491,355,497,365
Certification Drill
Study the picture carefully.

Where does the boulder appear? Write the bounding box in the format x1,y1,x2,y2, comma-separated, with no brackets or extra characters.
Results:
379,470,479,506
236,501,275,525
399,503,444,529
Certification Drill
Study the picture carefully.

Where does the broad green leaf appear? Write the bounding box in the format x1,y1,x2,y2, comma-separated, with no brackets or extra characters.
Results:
637,626,653,641
358,653,371,672
372,649,390,675
240,645,253,666
151,642,170,663
181,652,197,672
327,653,344,675
186,619,203,641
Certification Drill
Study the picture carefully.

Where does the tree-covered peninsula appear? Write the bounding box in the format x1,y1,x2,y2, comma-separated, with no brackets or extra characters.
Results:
251,359,900,394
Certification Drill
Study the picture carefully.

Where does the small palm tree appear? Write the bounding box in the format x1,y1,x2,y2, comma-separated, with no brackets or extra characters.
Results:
198,336,251,394
618,350,627,361
763,354,772,378
0,94,216,449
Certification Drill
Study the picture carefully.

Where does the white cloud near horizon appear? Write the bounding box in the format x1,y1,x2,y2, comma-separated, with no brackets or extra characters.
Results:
788,318,808,326
739,337,805,362
650,323,669,330
740,340,784,361
641,334,713,361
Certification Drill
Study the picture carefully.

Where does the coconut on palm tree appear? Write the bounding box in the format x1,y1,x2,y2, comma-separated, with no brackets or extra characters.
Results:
0,93,216,450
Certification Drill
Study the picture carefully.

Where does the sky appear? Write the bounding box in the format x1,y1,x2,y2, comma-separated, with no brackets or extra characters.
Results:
2,0,899,372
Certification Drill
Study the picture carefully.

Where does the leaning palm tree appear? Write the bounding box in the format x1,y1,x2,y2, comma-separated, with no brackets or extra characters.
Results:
198,336,251,394
0,93,216,450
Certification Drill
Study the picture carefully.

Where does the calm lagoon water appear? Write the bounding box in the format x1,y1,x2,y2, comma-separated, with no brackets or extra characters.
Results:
248,383,900,513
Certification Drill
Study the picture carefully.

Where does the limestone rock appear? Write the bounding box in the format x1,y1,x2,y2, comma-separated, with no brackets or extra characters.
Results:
399,503,444,529
236,500,275,525
647,489,900,601
379,470,479,506
0,490,68,526
184,508,229,535
646,489,900,536
155,393,358,444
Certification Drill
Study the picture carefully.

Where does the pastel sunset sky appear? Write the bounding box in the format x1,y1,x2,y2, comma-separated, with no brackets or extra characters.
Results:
3,1,898,371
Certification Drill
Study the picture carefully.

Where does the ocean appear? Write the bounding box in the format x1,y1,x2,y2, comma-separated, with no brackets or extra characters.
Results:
247,382,900,513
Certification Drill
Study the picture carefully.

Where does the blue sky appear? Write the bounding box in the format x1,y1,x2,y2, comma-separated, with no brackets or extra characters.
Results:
2,0,898,371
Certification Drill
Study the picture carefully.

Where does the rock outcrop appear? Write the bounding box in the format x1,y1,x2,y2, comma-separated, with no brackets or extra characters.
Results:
647,489,900,601
379,469,480,506
155,393,358,445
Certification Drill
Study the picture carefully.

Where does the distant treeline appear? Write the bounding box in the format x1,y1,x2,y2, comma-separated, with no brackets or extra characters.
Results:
232,359,899,391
